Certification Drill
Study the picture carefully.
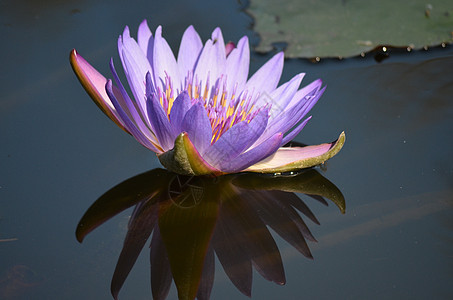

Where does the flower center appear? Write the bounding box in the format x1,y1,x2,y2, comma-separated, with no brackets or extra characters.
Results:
158,72,263,144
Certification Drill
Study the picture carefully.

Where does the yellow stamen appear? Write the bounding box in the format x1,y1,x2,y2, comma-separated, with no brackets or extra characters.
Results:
240,111,247,122
203,84,209,101
194,85,199,99
226,105,234,118
165,85,174,116
220,91,228,107
167,97,174,116
188,83,193,99
229,115,237,128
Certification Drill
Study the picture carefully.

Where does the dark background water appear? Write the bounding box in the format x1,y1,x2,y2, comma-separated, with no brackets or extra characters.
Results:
1,0,452,299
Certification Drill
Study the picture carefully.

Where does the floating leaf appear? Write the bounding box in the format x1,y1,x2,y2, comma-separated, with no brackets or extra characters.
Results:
247,0,453,58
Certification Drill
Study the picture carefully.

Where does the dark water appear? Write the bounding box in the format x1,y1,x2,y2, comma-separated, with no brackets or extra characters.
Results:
1,0,452,299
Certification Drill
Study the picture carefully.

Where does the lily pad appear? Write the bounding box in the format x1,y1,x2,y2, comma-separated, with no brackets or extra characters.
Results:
247,0,453,58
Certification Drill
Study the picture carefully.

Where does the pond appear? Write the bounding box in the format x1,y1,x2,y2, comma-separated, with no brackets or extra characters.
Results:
1,0,452,299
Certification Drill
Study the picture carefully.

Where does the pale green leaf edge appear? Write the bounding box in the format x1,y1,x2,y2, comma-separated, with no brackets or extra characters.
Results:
158,133,196,175
157,133,222,176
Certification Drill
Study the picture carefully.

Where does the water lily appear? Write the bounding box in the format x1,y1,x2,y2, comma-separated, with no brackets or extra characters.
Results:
70,20,345,176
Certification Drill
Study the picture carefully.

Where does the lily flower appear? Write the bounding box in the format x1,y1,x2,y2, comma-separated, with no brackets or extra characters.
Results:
70,20,345,175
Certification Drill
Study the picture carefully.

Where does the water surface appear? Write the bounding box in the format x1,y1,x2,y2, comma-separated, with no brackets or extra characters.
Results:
1,0,452,299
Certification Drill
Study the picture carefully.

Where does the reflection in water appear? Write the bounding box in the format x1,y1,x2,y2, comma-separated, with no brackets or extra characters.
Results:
0,265,45,299
76,169,345,299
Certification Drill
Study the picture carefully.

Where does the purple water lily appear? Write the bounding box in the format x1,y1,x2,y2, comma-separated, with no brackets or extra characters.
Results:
70,20,344,175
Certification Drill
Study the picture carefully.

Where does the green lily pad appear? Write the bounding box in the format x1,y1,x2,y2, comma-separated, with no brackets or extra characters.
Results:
247,0,453,58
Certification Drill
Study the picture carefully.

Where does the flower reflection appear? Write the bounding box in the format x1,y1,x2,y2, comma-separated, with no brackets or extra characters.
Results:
76,169,345,299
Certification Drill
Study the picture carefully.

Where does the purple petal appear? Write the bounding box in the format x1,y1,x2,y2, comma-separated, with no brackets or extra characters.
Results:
286,79,323,110
169,91,192,133
202,121,249,168
119,26,153,85
242,106,270,150
267,73,305,120
146,85,176,151
255,84,325,146
69,50,127,132
109,59,133,118
244,52,284,95
180,102,213,154
153,26,181,92
225,36,250,93
119,51,150,118
211,27,226,59
281,116,311,145
109,59,159,145
245,132,346,173
194,28,226,98
105,80,162,153
177,25,203,78
70,50,110,105
223,133,283,173
254,145,331,168
290,84,325,120
137,19,154,66
118,27,154,115
262,81,322,140
278,86,325,138
203,108,269,169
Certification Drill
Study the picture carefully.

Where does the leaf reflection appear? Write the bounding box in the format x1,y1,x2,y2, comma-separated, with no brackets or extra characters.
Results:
76,168,345,299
